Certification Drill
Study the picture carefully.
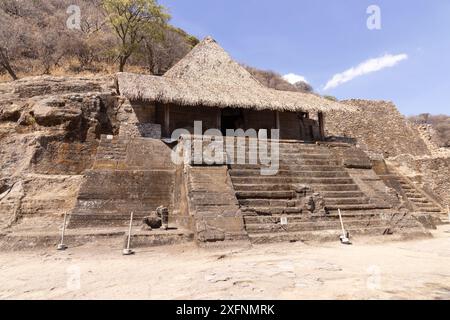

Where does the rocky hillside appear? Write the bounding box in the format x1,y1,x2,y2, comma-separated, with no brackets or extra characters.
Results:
0,76,124,229
326,99,431,158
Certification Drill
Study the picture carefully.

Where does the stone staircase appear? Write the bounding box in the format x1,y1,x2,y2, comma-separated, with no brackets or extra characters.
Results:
395,176,443,213
379,173,444,215
228,140,420,243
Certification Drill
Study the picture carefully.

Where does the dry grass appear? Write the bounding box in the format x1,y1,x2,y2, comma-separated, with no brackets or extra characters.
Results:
0,60,149,84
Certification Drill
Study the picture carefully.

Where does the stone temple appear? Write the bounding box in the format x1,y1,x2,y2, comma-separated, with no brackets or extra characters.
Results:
1,37,447,248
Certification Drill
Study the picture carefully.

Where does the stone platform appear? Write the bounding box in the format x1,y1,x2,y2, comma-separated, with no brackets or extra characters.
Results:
0,226,194,251
66,135,435,245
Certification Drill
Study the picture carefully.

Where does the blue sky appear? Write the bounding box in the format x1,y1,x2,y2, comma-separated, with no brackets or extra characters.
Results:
159,0,450,115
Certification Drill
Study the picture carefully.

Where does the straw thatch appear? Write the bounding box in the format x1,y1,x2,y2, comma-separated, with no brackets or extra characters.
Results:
117,36,357,114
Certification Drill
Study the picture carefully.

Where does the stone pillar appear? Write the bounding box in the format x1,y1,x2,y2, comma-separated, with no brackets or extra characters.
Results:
164,104,170,137
275,111,280,130
216,108,222,131
318,112,325,140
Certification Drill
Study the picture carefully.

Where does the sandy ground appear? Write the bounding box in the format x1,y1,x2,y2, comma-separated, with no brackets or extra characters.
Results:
0,225,449,300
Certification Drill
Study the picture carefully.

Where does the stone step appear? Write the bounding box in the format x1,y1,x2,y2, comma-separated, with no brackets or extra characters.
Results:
228,143,321,149
231,177,299,184
405,193,424,198
320,191,366,198
325,203,392,210
231,177,355,185
230,157,341,166
280,159,341,166
398,182,412,187
409,198,431,204
314,184,360,192
229,169,349,178
243,213,381,224
297,154,332,160
325,209,393,216
236,190,296,199
284,165,343,171
190,195,238,206
230,149,331,156
248,226,394,244
245,218,389,234
279,150,330,156
412,205,442,212
300,177,356,184
244,214,306,224
239,199,298,207
232,184,294,192
412,201,440,208
229,164,342,171
241,207,303,215
324,197,370,206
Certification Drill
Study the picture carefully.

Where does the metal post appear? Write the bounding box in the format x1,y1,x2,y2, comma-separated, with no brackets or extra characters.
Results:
338,209,346,236
338,209,351,245
57,212,68,251
123,212,135,255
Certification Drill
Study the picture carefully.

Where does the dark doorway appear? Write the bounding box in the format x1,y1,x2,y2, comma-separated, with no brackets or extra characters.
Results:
221,108,244,135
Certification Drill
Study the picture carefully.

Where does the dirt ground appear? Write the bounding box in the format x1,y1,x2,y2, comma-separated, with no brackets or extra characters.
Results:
0,225,449,300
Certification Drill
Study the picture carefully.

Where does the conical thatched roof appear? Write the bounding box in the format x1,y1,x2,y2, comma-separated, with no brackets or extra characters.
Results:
117,36,357,114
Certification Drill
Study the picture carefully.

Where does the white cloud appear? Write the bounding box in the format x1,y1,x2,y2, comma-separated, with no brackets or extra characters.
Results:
283,73,309,84
323,53,408,91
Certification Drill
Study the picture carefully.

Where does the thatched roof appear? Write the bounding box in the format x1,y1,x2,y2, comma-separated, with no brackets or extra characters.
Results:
117,36,357,114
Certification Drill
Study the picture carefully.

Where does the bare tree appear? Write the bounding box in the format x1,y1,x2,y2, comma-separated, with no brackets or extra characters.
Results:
140,27,198,75
0,3,26,80
0,0,196,77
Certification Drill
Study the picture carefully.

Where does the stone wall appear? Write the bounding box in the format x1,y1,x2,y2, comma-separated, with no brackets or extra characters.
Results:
388,155,450,208
68,136,177,228
326,99,450,211
326,99,430,157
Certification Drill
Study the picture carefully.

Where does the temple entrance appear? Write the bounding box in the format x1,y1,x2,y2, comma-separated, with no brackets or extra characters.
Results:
221,108,244,135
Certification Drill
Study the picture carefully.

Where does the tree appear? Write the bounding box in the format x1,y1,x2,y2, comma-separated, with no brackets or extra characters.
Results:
140,26,198,75
293,81,313,93
103,0,170,72
0,3,25,80
323,95,338,102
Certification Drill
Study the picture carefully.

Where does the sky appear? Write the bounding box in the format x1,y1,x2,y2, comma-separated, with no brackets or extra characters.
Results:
159,0,450,115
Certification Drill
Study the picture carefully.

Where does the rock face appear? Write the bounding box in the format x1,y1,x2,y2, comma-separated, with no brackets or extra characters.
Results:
326,99,450,210
326,99,430,158
0,76,124,230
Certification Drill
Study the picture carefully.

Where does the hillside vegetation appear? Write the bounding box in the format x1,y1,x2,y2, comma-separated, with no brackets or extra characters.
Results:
0,0,198,80
0,0,314,96
1,0,447,146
